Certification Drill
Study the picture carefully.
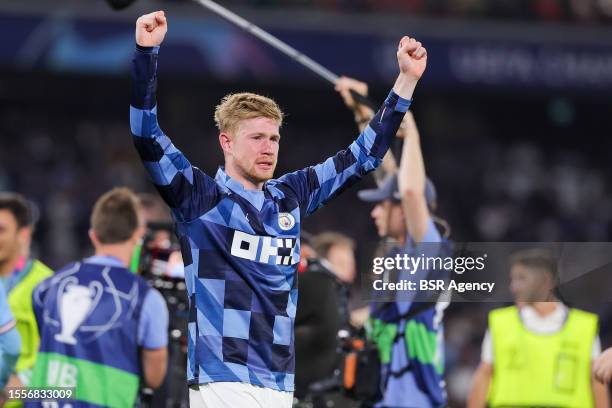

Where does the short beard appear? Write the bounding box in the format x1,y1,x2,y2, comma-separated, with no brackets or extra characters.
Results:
249,171,272,183
0,255,17,276
244,165,275,184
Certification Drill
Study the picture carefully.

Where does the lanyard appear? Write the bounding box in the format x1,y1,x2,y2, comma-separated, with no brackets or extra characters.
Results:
4,258,34,293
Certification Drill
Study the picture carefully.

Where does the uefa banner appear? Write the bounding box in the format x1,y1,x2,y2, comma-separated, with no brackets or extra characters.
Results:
1,11,612,92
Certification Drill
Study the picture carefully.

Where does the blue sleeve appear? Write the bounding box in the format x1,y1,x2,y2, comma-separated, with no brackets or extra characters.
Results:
130,45,219,222
396,218,442,314
137,289,169,349
0,326,21,389
411,217,442,247
277,91,411,217
0,284,13,329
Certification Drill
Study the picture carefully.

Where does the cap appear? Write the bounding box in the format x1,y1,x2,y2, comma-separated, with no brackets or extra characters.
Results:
357,173,437,210
357,173,401,203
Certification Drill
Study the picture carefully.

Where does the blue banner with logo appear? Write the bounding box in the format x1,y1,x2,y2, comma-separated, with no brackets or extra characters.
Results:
2,12,612,92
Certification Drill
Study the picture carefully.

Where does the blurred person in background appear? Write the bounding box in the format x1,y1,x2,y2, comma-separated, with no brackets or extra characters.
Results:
0,282,21,401
138,192,173,246
312,232,356,285
130,9,426,408
294,232,343,406
136,192,186,407
0,193,52,396
594,345,612,385
340,76,450,407
467,248,608,408
135,192,184,278
311,231,359,329
26,188,168,408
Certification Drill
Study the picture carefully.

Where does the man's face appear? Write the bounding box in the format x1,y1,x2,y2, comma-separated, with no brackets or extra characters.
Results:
371,200,405,239
510,264,553,303
0,210,21,263
300,242,316,259
226,117,280,184
327,243,356,284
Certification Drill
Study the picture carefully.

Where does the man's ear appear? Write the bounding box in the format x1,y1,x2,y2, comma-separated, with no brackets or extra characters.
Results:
17,226,32,252
219,132,233,155
545,271,557,292
88,229,100,249
132,225,146,244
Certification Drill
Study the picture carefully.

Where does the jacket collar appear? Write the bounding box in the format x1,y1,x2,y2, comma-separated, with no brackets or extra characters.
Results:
215,167,265,211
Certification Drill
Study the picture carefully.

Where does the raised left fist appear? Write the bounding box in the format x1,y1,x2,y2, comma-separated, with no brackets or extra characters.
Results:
135,10,168,47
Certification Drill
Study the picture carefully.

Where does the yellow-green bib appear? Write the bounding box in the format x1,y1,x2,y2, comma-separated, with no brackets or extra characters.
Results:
488,305,597,408
8,259,53,374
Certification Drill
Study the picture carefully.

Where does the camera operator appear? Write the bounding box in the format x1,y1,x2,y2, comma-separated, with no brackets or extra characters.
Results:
136,193,184,279
311,232,376,332
294,234,343,405
136,192,189,408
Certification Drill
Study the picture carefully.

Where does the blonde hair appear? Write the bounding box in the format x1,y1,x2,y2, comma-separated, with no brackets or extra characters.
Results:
214,92,283,134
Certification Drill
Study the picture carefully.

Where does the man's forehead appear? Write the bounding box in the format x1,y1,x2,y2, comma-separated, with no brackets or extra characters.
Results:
236,117,281,135
0,209,18,225
511,263,546,275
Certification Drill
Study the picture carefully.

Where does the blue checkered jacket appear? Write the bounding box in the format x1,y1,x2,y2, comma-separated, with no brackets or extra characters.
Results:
130,45,411,391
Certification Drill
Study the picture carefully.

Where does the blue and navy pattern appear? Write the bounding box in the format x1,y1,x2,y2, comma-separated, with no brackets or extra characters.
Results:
130,45,411,392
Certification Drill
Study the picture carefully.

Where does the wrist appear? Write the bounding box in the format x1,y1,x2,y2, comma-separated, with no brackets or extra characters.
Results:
353,105,374,122
355,115,369,126
136,43,160,54
393,74,418,100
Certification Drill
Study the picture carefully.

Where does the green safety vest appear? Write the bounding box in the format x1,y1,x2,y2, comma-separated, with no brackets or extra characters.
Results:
488,305,597,408
6,259,53,408
8,259,53,375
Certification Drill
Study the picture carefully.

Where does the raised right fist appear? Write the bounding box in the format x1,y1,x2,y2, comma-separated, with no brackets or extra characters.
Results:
135,11,167,47
396,36,427,81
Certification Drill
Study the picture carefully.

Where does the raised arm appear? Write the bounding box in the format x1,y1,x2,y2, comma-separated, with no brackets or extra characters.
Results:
130,11,217,222
467,361,493,408
335,76,398,185
397,111,431,242
594,347,612,384
337,79,431,242
278,37,427,216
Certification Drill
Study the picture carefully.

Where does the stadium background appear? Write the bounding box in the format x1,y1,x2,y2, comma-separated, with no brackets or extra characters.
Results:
2,0,612,405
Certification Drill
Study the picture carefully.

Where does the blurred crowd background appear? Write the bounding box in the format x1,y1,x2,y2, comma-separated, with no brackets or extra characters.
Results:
1,0,612,405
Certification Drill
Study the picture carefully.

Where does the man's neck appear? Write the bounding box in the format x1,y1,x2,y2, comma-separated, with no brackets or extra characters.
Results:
0,254,21,277
397,234,406,247
530,301,560,317
224,164,264,190
390,230,407,247
94,245,132,268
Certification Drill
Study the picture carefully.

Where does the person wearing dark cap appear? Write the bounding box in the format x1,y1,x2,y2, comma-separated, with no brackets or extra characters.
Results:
337,77,450,407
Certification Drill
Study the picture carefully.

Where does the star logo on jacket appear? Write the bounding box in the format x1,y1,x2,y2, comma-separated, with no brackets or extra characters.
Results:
278,213,295,231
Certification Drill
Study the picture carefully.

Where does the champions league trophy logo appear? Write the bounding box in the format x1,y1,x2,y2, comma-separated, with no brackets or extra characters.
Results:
55,283,100,345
